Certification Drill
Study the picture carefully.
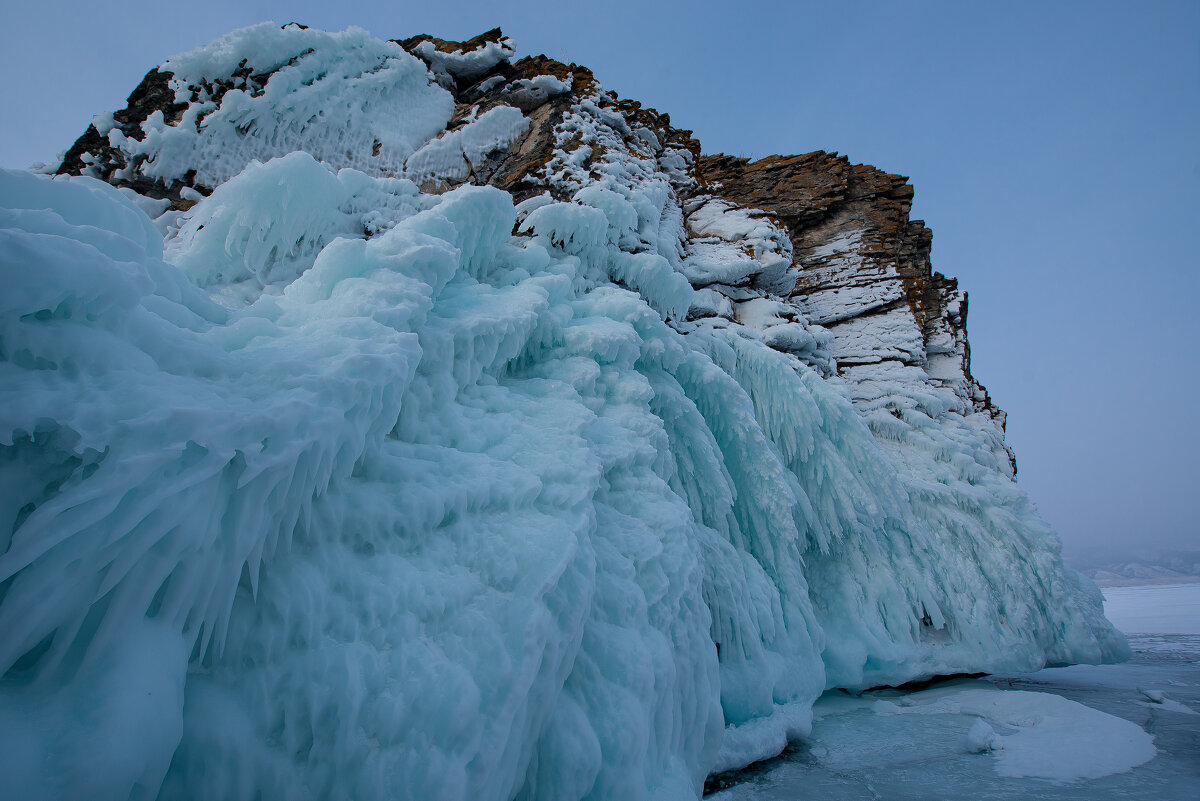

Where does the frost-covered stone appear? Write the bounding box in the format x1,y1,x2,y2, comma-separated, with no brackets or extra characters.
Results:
2,22,1129,801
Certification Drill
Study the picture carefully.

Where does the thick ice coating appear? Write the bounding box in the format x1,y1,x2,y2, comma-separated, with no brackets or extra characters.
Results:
0,23,1127,801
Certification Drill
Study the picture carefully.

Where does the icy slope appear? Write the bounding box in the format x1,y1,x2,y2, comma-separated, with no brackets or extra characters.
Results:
1,23,1125,801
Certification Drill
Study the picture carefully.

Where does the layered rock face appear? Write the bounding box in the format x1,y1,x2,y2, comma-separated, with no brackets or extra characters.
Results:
1,23,1124,801
696,152,1014,470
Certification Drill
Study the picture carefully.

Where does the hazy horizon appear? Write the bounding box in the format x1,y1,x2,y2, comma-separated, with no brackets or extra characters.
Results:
2,0,1196,565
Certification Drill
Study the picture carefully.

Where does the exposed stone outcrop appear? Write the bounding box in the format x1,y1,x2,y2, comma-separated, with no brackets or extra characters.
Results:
696,152,1009,448
57,68,195,203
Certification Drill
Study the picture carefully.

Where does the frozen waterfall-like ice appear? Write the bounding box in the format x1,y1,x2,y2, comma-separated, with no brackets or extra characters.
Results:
0,23,1127,801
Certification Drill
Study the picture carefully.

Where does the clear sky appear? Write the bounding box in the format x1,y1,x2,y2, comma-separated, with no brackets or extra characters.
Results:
2,0,1196,564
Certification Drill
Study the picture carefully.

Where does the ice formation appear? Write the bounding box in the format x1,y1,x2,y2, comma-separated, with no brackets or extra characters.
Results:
1,23,1128,801
877,687,1157,781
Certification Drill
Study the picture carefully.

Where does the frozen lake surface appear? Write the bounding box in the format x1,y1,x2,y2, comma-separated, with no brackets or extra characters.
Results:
1103,582,1200,635
711,582,1200,800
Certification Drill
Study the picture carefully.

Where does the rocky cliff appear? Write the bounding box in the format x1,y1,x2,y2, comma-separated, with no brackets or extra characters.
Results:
57,26,1011,473
2,23,1124,801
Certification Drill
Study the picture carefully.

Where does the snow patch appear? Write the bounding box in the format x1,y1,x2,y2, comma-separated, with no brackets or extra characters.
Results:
114,24,455,187
411,34,515,83
895,688,1156,782
404,105,530,186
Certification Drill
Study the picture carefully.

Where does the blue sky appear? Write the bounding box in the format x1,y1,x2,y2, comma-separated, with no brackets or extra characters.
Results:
1,0,1196,562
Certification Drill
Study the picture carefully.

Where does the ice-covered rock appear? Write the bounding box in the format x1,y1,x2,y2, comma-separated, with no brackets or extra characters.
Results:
1,22,1128,801
965,718,1001,753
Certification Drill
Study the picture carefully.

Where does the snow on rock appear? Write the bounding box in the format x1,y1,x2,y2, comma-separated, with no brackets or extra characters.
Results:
401,28,516,86
404,105,530,187
684,197,794,292
502,73,573,110
2,23,1131,801
733,298,834,375
59,23,457,193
